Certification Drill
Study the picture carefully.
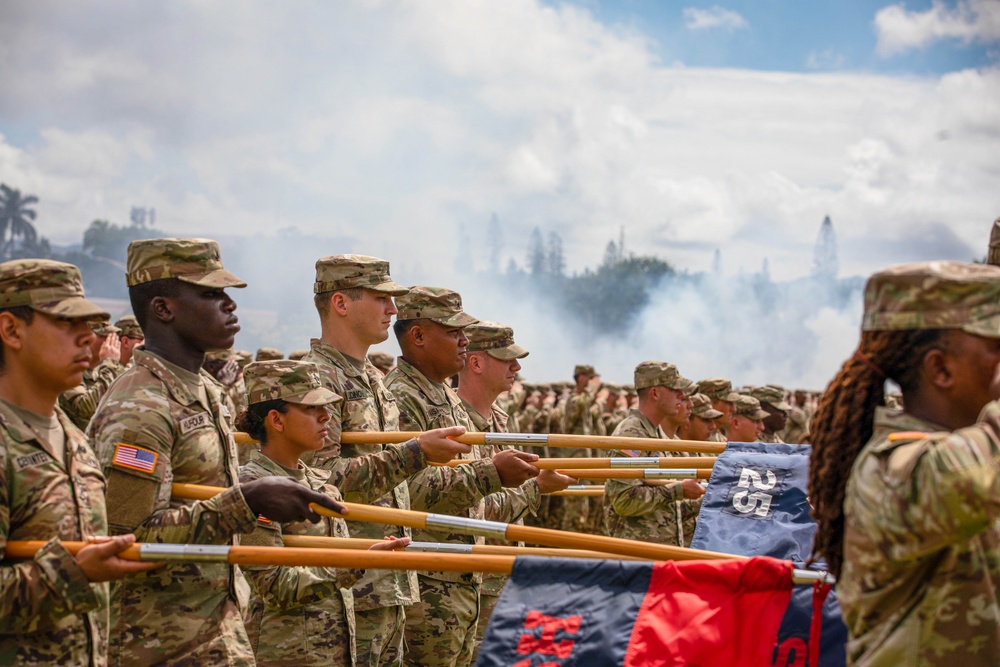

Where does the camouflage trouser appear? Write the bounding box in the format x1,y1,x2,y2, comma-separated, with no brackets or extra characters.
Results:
678,497,702,547
403,576,479,667
355,604,406,667
471,591,501,660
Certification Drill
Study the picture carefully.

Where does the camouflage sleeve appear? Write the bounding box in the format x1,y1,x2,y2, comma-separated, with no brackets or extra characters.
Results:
484,479,540,524
605,478,682,517
879,423,1000,559
406,461,502,514
1,447,99,631
93,359,125,389
59,385,101,430
560,394,587,434
393,390,432,432
91,406,257,543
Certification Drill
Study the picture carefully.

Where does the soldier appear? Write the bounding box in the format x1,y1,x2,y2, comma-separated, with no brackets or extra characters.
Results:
305,255,472,667
696,378,739,442
58,320,124,430
750,385,792,444
988,216,1000,266
385,288,539,667
808,261,1000,666
113,315,144,367
556,365,601,532
367,350,395,375
88,238,343,665
783,389,811,444
256,346,284,361
0,259,157,665
287,348,309,361
236,360,410,666
455,321,574,655
604,361,706,545
203,349,246,423
601,382,628,435
678,393,723,441
728,395,768,442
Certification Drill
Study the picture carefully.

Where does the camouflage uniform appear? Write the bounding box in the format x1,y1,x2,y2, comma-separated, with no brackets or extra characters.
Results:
751,385,791,444
989,216,1000,266
255,346,284,361
0,259,111,666
88,238,259,666
557,366,598,533
697,377,739,443
306,254,425,667
236,360,361,666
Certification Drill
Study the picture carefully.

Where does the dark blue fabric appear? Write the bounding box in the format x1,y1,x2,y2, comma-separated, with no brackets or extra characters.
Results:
690,441,847,667
476,556,649,667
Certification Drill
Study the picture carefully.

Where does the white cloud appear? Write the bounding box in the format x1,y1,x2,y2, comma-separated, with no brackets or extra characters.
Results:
875,0,1000,56
682,6,748,31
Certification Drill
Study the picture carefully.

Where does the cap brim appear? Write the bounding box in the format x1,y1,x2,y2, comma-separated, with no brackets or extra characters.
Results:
33,297,110,321
369,280,410,297
748,409,769,420
668,377,694,392
287,386,343,406
772,400,793,411
485,344,530,361
179,269,247,288
963,314,1000,339
434,312,479,327
696,409,724,420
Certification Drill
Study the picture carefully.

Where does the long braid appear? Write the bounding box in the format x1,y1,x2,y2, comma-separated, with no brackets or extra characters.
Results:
808,328,945,578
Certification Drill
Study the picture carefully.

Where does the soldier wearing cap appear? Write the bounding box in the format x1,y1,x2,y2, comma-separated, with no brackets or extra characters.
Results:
58,320,125,430
728,395,768,442
601,382,628,435
989,217,1000,266
455,322,574,656
750,385,792,444
386,290,540,667
603,361,706,547
554,364,602,533
203,348,247,422
287,348,308,361
88,238,341,665
784,389,812,444
305,256,471,667
0,259,158,665
697,378,740,442
808,261,1000,666
256,346,284,362
679,393,724,442
236,360,404,666
368,349,395,375
114,314,144,367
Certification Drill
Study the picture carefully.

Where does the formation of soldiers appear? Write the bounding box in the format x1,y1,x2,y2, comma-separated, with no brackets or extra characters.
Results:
3,218,999,666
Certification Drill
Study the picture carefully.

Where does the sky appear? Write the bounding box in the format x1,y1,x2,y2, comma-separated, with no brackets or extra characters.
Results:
1,0,999,385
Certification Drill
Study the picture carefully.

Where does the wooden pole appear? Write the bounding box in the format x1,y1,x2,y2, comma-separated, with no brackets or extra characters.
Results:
558,469,711,480
433,456,717,470
172,483,735,562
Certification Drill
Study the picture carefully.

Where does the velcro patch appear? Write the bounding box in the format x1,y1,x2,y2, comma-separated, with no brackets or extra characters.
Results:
345,389,366,401
14,451,52,471
257,515,271,523
112,443,158,474
179,412,211,434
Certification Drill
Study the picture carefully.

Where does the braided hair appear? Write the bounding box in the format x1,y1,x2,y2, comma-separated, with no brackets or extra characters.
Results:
808,328,946,578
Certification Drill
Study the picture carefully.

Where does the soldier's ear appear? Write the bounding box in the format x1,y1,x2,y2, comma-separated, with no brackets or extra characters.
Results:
0,311,26,351
329,292,350,317
266,409,285,433
149,295,175,324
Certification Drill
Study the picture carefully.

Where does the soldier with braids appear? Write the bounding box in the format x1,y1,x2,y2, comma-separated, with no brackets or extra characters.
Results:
808,261,1000,666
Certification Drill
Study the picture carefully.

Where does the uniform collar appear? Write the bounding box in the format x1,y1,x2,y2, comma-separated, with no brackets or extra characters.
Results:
134,347,210,407
394,357,455,408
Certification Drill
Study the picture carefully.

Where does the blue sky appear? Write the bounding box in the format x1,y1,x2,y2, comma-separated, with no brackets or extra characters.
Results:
559,0,996,73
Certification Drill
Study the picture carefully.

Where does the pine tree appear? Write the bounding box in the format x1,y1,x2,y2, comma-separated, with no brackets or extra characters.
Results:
812,215,838,279
527,227,546,276
547,232,565,276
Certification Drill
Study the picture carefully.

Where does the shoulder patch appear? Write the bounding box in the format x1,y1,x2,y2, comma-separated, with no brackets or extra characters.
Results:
887,431,931,443
112,443,158,474
13,451,53,471
179,411,211,434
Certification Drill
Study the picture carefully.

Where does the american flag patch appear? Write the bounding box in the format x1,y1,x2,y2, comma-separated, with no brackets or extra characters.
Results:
257,515,271,523
112,443,158,474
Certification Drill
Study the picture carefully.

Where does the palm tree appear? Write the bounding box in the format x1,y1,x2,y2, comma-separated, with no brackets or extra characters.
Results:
0,184,39,259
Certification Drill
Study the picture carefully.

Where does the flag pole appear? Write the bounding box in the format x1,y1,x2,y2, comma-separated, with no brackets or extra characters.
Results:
431,456,717,470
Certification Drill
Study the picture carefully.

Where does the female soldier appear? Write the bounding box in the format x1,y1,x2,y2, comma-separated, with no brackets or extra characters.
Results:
808,261,1000,665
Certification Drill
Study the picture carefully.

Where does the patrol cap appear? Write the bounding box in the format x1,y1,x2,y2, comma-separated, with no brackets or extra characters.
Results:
751,385,792,412
624,384,637,396
288,349,309,361
114,315,143,339
126,238,246,288
861,261,1000,338
90,321,120,337
989,217,1000,267
634,361,693,391
603,382,622,393
204,348,235,362
690,393,724,420
256,347,284,361
573,364,597,378
0,259,109,320
697,378,740,402
244,360,341,406
367,350,395,372
466,320,529,360
734,395,769,420
395,286,478,327
314,254,408,296
234,350,253,370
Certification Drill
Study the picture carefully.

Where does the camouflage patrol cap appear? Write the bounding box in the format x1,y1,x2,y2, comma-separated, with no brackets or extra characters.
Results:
255,347,284,361
204,348,235,362
395,286,478,327
0,259,109,320
862,261,1000,338
114,315,143,338
288,349,309,361
734,395,769,420
90,321,121,337
244,360,342,406
573,364,597,378
989,218,1000,267
603,382,622,393
314,254,408,296
126,238,246,288
624,384,637,396
690,393,724,420
466,320,529,360
750,385,792,412
697,378,740,402
367,350,395,372
633,361,693,391
234,350,253,369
